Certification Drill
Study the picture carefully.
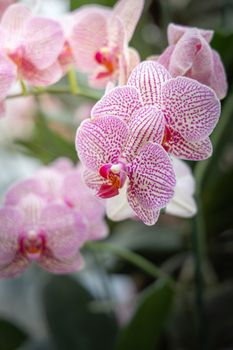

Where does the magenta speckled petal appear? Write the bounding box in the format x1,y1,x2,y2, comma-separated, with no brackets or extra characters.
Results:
83,168,107,192
92,86,143,123
162,76,220,142
76,116,129,171
40,204,85,259
127,142,175,211
166,129,213,160
127,61,171,107
23,17,64,70
38,252,84,274
126,192,160,225
125,106,165,161
0,207,22,265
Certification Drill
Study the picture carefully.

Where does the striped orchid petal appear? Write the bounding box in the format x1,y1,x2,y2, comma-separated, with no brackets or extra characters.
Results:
38,252,84,274
127,142,175,211
127,61,171,107
0,207,22,264
76,116,129,171
127,191,160,225
164,129,212,160
113,0,144,42
162,76,220,142
125,106,165,161
92,86,143,122
70,7,109,72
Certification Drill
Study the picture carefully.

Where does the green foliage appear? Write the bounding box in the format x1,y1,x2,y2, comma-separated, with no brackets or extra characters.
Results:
42,276,118,350
70,0,115,11
116,279,174,350
0,318,28,350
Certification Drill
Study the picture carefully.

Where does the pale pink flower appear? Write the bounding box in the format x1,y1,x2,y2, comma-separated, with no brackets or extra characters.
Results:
0,194,85,278
69,0,144,88
0,0,15,19
76,115,176,226
92,61,221,161
0,3,64,95
158,23,227,100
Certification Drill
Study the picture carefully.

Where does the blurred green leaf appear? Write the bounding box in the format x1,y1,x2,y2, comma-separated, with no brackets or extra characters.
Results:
211,32,233,71
70,0,115,11
0,318,28,350
18,114,77,164
109,221,183,253
43,276,118,350
116,279,174,350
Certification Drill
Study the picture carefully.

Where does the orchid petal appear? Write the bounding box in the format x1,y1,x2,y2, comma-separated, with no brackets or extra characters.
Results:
23,17,64,70
166,157,197,218
83,168,107,192
88,219,109,241
113,0,144,42
0,207,22,264
0,54,16,100
40,204,86,259
158,45,174,70
210,49,228,100
168,23,213,45
106,182,134,222
165,129,213,160
125,106,165,161
92,86,143,122
127,142,175,211
1,4,31,48
4,178,44,206
127,61,171,106
70,8,109,72
0,254,29,278
162,76,220,142
76,116,129,171
38,252,84,274
127,192,160,225
107,13,125,52
21,61,63,87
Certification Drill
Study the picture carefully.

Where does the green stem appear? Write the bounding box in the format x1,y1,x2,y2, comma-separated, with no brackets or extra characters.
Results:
85,241,175,289
6,85,101,101
67,68,79,95
20,79,28,95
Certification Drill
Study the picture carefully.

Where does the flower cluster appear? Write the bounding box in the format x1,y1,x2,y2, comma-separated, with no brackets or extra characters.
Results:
76,60,220,225
0,159,108,278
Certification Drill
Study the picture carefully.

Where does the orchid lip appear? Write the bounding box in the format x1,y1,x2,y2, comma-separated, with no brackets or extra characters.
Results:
19,230,46,260
98,163,127,199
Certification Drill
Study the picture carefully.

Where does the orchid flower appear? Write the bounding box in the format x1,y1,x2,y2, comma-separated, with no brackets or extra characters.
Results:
76,115,176,225
0,0,15,19
69,0,144,88
0,194,85,278
106,157,197,221
92,61,221,161
158,23,227,100
0,3,64,95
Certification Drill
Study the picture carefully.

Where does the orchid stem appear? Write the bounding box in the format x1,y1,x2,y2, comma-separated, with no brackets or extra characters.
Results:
67,68,79,95
85,241,175,289
20,79,28,96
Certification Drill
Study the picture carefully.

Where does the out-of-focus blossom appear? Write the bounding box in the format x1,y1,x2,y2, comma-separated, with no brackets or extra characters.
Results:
76,115,176,225
158,23,228,99
92,61,221,161
69,0,144,88
106,157,197,221
0,96,35,145
0,157,109,278
0,3,64,99
74,102,94,124
165,157,197,217
0,196,85,278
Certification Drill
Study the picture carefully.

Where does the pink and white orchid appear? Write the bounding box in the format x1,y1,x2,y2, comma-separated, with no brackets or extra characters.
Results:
92,61,221,161
106,157,197,222
158,23,228,100
69,0,144,88
0,3,64,96
76,115,176,225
